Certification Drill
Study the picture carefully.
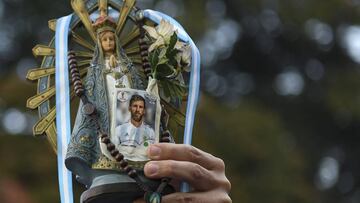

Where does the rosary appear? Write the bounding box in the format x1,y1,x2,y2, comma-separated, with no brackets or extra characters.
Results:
68,51,174,203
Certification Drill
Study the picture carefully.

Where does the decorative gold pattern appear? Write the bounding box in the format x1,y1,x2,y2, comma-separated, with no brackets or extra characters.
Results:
115,0,136,35
162,100,186,126
79,67,89,77
120,26,140,48
78,59,92,67
75,51,94,58
71,0,97,42
98,0,108,16
80,135,91,143
125,46,140,55
32,45,55,57
48,19,57,31
27,87,56,109
72,31,95,50
128,56,142,64
33,107,56,136
26,67,55,81
45,123,57,153
92,155,147,170
28,1,187,164
27,66,87,86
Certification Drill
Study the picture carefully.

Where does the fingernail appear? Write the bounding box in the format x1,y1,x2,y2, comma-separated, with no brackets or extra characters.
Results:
149,145,161,158
146,163,159,176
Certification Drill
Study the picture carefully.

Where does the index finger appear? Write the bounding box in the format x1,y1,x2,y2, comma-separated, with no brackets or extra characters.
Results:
147,143,224,171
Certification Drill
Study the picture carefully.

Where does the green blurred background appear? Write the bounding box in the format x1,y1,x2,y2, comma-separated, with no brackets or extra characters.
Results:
1,0,360,202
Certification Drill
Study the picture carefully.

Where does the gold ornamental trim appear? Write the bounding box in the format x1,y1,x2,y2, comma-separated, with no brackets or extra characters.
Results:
71,0,96,42
116,0,136,36
26,67,55,81
27,87,56,109
92,155,147,171
32,45,55,57
120,26,140,48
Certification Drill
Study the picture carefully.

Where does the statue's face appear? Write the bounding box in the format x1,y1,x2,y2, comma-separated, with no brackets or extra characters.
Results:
100,31,115,54
129,100,145,122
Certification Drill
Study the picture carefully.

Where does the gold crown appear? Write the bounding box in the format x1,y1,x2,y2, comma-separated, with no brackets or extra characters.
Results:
93,15,117,34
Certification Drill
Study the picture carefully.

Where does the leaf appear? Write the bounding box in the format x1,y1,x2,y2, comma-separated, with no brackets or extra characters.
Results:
167,49,181,61
167,80,177,98
167,32,178,54
159,48,167,60
148,52,155,69
150,49,160,68
156,64,175,79
160,80,188,99
161,81,171,98
149,50,160,78
158,48,168,66
173,81,184,95
158,57,169,65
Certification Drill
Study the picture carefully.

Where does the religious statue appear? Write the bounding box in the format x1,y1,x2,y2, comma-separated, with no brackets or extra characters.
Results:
26,0,200,203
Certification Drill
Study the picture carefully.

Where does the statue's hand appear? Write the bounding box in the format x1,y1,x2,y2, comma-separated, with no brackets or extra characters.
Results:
109,54,118,69
134,143,232,203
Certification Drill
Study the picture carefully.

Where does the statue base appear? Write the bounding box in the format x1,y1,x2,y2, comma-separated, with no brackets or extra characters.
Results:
81,182,142,203
80,173,175,203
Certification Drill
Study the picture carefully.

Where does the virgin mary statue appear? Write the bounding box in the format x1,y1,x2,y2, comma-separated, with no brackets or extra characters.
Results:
65,13,145,190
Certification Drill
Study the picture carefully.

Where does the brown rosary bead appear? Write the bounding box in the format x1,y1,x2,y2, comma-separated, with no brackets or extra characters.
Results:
141,51,148,57
100,133,108,139
138,38,146,44
120,160,128,168
74,86,83,92
162,130,170,137
69,69,79,76
110,150,119,157
124,166,133,173
143,62,150,67
115,153,124,161
140,45,148,51
68,58,77,65
128,169,137,178
72,76,81,84
75,89,85,97
107,143,115,151
161,137,171,143
101,137,111,144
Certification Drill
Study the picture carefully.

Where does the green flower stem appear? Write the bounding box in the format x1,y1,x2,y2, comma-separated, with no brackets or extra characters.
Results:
152,64,158,79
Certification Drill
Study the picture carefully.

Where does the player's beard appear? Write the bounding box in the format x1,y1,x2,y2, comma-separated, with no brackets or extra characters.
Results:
132,112,143,122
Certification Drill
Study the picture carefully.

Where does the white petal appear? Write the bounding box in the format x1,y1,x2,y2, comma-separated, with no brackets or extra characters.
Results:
180,45,192,69
149,37,165,52
175,52,182,67
148,43,157,53
175,41,185,50
158,20,174,39
143,25,159,39
183,65,191,72
157,20,168,34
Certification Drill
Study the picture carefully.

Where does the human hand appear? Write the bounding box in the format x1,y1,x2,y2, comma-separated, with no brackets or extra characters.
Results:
134,143,232,203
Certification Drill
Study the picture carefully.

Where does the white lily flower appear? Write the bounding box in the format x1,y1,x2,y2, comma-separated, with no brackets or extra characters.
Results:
175,45,192,72
175,40,186,50
157,20,175,42
143,25,159,39
182,45,192,65
143,20,176,52
148,37,165,52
